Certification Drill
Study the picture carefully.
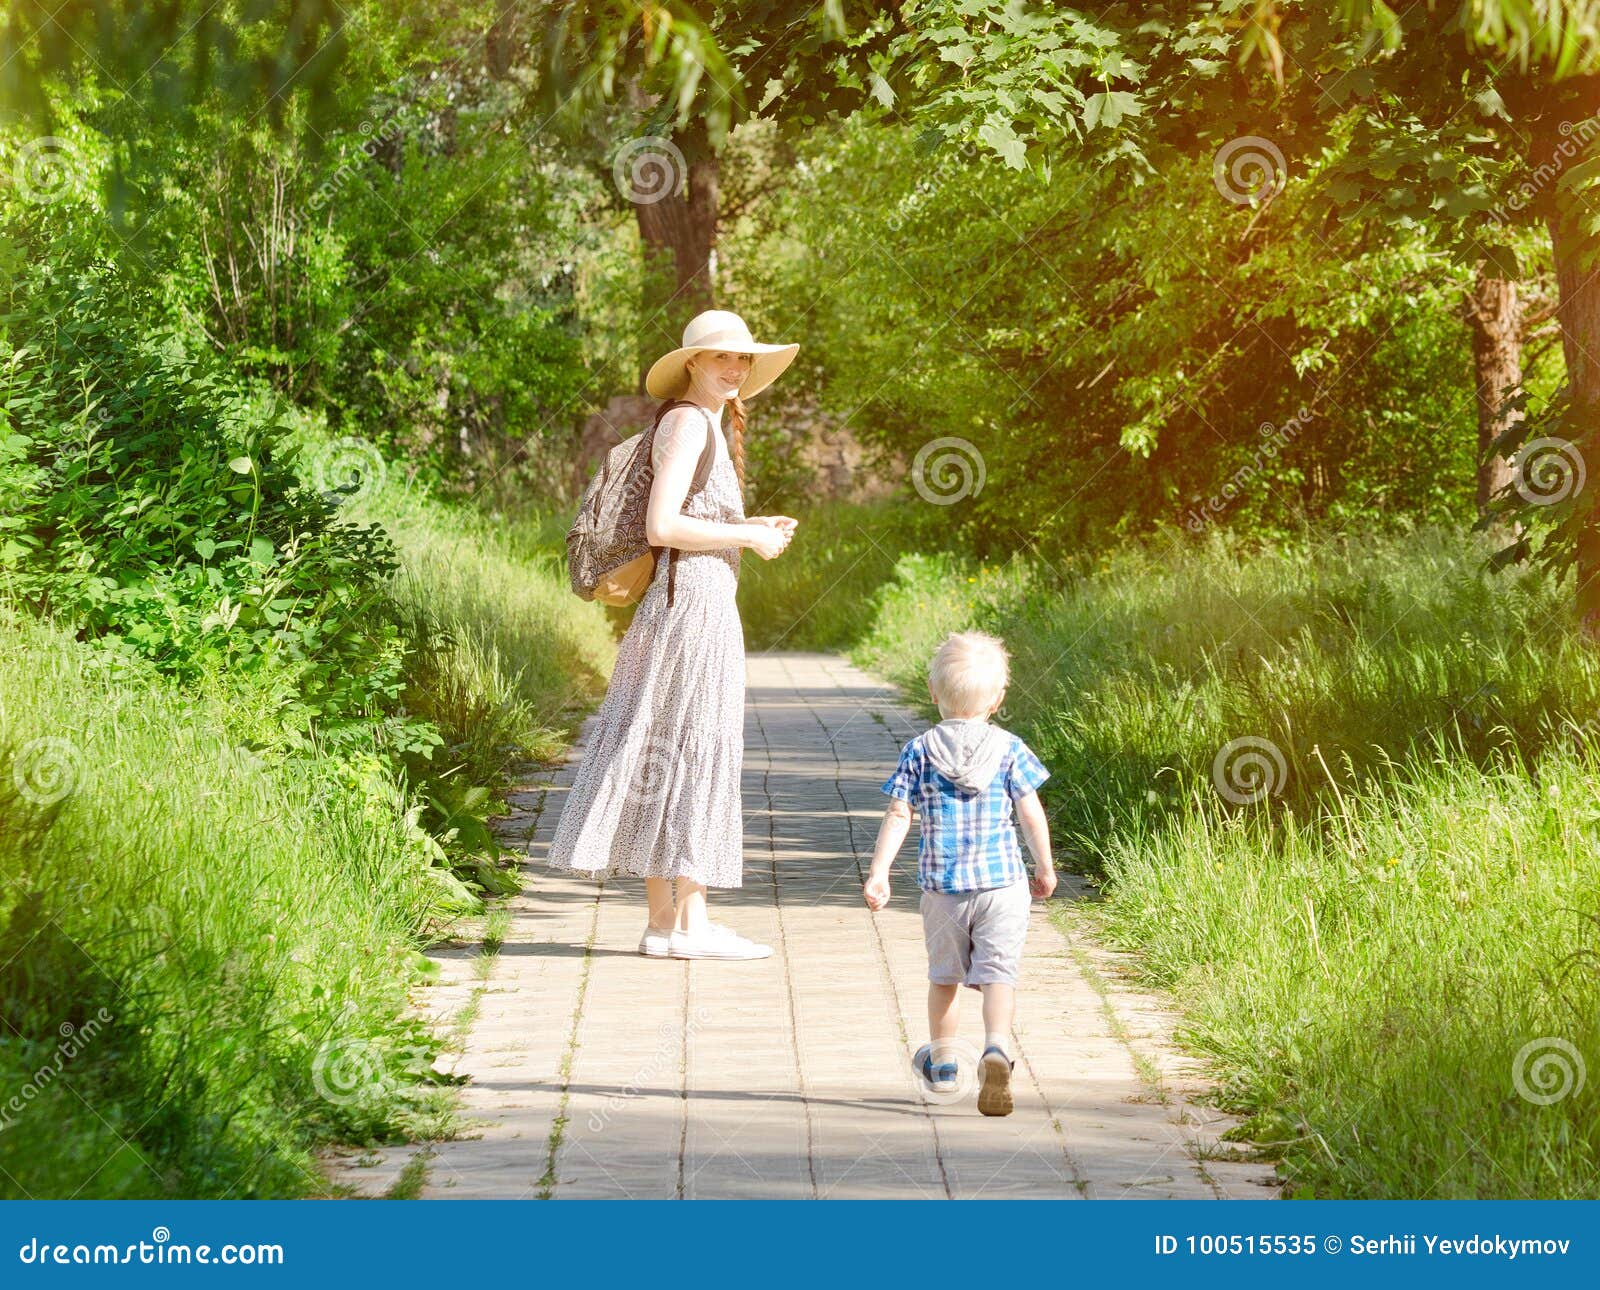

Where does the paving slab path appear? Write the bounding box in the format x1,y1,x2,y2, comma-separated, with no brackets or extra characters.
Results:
327,651,1278,1200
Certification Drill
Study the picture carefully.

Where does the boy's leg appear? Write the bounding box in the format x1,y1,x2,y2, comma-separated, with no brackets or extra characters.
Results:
965,882,1029,1109
928,983,961,1063
980,982,1015,1058
921,889,973,1064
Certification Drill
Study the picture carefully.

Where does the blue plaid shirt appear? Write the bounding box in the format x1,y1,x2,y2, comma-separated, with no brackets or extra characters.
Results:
880,727,1051,894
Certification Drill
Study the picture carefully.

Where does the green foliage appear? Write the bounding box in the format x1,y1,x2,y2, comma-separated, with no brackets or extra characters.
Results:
2,0,351,134
533,2,900,145
736,498,950,651
0,244,415,749
119,75,597,494
731,118,1523,555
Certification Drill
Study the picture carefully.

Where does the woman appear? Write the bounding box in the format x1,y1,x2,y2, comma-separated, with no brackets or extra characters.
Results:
546,310,799,961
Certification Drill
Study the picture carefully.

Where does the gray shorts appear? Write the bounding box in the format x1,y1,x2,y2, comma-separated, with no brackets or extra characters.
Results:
920,880,1032,989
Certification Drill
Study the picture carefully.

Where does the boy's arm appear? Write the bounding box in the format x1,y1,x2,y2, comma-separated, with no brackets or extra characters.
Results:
1015,790,1057,898
863,799,912,910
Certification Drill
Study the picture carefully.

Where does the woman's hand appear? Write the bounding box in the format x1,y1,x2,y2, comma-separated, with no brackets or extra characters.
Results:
744,520,794,560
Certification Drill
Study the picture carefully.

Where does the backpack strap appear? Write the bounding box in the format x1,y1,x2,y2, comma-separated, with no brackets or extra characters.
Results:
650,400,717,497
650,402,718,610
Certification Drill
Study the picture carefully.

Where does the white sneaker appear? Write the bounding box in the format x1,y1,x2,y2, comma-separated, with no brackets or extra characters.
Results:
638,926,673,958
667,922,773,961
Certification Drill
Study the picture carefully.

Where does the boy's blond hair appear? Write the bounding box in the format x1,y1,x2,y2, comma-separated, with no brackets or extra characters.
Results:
928,630,1010,718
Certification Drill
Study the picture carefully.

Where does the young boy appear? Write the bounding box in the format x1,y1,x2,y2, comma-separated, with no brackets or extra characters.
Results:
862,630,1056,1117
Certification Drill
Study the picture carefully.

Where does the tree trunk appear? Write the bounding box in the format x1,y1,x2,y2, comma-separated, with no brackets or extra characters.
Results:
1551,209,1600,639
1522,77,1600,640
1463,269,1522,520
631,116,719,392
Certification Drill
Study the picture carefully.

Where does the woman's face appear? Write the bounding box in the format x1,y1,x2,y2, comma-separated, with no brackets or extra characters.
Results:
690,351,753,399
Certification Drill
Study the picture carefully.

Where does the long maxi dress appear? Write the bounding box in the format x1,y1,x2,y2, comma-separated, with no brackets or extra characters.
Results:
545,404,747,888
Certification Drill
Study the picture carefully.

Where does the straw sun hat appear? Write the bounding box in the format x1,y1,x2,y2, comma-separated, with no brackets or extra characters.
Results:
645,309,799,401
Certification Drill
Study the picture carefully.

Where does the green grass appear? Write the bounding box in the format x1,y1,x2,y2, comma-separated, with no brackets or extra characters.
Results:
292,410,616,793
0,612,462,1197
1094,741,1600,1198
735,498,948,651
749,510,1600,1196
0,421,616,1198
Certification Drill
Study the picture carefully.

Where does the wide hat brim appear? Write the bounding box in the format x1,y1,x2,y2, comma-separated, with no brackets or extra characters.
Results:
645,339,799,401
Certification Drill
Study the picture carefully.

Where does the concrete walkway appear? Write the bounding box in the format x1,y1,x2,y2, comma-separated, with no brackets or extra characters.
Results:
328,652,1277,1200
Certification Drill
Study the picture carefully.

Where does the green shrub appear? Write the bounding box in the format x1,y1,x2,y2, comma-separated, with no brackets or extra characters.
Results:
0,253,420,753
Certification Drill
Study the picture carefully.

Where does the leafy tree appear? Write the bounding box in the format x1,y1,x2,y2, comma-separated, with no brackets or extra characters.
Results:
2,1,353,172
741,112,1499,554
527,1,902,386
873,1,1600,629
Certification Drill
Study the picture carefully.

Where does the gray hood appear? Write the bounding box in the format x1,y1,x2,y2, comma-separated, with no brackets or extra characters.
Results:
924,717,1009,793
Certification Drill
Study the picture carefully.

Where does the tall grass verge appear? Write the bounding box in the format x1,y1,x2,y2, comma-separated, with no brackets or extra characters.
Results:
755,514,1600,1196
0,614,459,1197
0,410,617,1197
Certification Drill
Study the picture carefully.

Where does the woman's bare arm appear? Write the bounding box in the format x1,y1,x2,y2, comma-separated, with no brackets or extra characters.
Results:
644,409,764,552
